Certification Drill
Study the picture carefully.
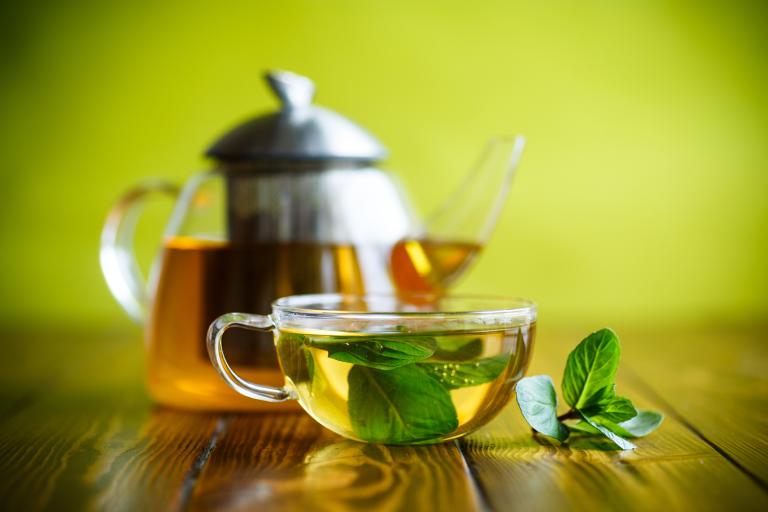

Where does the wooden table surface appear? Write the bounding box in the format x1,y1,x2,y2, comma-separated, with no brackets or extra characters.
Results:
1,325,766,511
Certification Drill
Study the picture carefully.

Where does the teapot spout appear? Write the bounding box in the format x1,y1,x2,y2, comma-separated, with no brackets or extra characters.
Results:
390,136,525,294
429,136,525,244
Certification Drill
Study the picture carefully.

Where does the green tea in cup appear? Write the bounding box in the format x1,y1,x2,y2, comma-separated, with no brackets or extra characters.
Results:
208,294,536,445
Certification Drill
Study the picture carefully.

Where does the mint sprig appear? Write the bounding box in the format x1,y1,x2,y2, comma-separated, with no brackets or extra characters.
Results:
515,328,663,450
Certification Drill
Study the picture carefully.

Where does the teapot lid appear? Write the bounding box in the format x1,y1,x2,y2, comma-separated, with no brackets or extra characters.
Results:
206,70,388,163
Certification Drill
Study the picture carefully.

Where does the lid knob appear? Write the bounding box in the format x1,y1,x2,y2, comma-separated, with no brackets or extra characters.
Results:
206,70,387,163
265,70,315,110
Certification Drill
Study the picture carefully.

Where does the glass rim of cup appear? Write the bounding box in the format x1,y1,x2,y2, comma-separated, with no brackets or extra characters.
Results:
271,293,537,325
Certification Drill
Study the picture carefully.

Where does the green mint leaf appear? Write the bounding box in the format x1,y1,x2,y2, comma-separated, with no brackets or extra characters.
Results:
310,335,436,370
516,376,569,442
276,333,312,385
568,410,663,438
432,336,483,360
614,410,664,437
347,364,458,443
590,384,617,405
582,396,637,423
418,354,509,389
304,350,315,386
580,413,636,450
562,328,620,409
566,420,600,435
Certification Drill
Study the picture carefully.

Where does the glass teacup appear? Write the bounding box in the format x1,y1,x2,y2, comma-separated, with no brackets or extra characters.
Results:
207,294,537,445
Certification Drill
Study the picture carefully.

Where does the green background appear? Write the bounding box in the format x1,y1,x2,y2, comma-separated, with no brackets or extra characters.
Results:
1,0,766,331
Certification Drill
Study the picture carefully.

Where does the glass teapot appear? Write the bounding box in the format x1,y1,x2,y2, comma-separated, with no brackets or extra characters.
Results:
100,70,525,411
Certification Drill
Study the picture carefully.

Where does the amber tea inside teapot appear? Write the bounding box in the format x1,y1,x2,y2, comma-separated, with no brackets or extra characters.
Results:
100,70,525,411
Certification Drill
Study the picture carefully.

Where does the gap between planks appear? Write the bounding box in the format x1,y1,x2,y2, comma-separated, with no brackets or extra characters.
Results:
175,415,231,511
624,365,768,494
454,439,494,512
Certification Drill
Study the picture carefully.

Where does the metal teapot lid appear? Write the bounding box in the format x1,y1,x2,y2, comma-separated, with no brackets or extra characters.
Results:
206,70,388,163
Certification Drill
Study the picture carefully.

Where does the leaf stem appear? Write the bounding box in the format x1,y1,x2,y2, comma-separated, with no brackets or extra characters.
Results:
557,409,580,422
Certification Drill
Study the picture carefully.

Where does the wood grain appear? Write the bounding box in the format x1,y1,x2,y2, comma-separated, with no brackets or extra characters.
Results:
460,326,768,512
0,329,219,512
623,326,768,485
189,412,483,512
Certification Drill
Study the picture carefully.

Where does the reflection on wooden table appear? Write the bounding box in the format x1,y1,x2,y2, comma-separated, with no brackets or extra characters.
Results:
0,326,766,511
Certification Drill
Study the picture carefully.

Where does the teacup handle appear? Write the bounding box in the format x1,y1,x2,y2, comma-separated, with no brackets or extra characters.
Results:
207,313,293,403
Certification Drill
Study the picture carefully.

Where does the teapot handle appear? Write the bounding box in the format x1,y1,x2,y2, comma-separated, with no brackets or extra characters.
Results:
100,180,179,324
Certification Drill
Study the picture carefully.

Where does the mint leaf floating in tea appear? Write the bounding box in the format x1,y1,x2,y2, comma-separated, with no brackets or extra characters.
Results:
515,328,663,450
308,335,436,370
432,336,483,361
276,333,313,385
347,365,458,444
419,354,509,389
516,375,569,442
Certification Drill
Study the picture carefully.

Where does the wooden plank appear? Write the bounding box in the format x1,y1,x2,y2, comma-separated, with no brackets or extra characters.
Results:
190,412,484,512
0,329,219,512
3,326,766,512
460,327,768,511
623,326,768,485
0,399,220,511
